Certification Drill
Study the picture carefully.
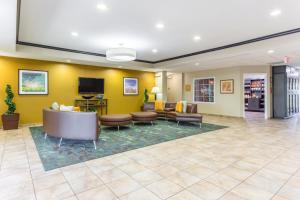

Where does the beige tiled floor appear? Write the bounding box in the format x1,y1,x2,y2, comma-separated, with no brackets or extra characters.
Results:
0,114,300,200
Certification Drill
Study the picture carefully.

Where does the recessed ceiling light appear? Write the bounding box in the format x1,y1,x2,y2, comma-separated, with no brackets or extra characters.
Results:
152,49,158,53
97,3,108,11
71,32,78,37
270,9,282,16
193,35,201,41
268,50,275,54
195,62,200,66
156,23,165,29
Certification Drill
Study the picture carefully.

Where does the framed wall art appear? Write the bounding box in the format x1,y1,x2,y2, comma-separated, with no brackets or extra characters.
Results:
220,79,234,94
19,69,48,95
123,77,138,95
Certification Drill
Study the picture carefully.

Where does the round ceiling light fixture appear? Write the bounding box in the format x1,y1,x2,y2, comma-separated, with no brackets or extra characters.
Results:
106,48,137,62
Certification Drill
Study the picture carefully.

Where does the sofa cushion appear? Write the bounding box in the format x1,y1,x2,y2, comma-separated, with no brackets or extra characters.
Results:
186,104,197,113
154,101,164,111
51,102,59,111
175,102,183,112
165,103,176,109
181,101,187,113
60,105,74,112
143,102,155,111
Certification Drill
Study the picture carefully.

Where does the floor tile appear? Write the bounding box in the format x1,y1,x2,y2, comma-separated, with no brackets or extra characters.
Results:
218,192,247,200
184,165,216,179
245,174,284,193
106,176,141,197
231,182,275,200
35,182,74,200
167,190,203,200
205,173,241,190
33,173,67,191
187,181,227,200
153,164,180,178
118,162,147,176
77,185,117,200
167,171,200,188
132,169,163,186
277,184,300,200
146,179,183,199
120,188,160,200
97,167,129,184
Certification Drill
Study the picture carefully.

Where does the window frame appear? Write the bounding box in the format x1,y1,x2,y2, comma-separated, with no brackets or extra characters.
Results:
192,77,216,104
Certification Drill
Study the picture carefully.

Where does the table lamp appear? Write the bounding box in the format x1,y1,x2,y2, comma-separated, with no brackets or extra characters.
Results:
151,86,160,101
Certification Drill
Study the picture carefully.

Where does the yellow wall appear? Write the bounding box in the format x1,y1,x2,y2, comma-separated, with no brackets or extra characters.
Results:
0,56,155,126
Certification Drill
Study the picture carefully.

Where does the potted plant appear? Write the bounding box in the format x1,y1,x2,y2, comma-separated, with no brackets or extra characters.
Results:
144,89,149,102
1,85,19,130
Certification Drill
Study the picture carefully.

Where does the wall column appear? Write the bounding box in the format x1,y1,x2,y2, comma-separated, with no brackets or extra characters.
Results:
162,71,168,101
155,71,168,101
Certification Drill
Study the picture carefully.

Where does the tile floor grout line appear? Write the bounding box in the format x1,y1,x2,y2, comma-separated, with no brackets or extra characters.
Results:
85,161,133,199
60,168,81,200
90,155,185,199
215,143,299,200
0,131,8,171
23,127,38,200
270,167,300,199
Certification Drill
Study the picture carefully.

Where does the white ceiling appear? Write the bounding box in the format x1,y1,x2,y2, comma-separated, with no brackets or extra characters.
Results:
0,0,300,72
0,0,17,52
158,32,300,72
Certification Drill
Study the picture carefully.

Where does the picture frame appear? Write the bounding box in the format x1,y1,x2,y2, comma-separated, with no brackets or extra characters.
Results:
123,77,139,95
220,79,234,94
185,84,191,92
18,69,49,95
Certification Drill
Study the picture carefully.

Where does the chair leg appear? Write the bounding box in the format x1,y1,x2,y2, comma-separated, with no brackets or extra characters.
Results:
151,121,153,126
93,140,97,150
132,121,135,126
118,125,120,131
177,121,180,127
58,137,63,147
44,133,47,140
199,123,202,128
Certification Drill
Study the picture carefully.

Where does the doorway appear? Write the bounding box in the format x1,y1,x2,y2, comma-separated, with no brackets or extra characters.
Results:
243,73,267,119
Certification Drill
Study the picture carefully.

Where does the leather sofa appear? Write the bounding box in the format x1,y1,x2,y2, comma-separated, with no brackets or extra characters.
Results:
43,108,99,149
167,104,203,128
142,102,176,119
142,102,203,127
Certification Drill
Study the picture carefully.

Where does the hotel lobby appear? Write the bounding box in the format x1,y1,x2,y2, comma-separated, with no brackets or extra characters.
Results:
0,0,300,200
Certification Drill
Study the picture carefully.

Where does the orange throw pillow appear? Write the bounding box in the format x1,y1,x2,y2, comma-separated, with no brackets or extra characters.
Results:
73,107,80,112
155,101,164,111
175,101,183,113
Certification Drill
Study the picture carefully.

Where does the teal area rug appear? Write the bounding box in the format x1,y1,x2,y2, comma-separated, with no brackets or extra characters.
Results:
30,120,227,171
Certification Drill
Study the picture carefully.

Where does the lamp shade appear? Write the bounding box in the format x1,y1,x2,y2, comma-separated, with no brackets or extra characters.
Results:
151,86,160,94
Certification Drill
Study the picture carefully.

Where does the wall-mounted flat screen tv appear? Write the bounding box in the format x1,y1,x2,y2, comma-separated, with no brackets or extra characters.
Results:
78,77,104,94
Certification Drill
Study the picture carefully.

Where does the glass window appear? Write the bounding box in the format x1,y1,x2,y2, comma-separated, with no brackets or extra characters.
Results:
193,78,215,103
